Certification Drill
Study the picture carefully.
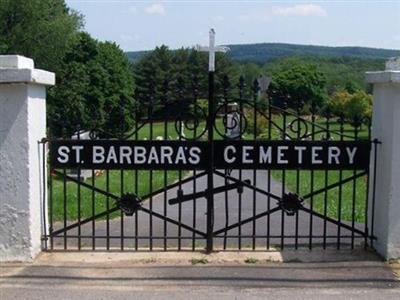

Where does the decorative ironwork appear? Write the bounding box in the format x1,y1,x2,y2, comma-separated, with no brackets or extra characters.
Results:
174,104,208,140
117,193,142,216
279,193,304,216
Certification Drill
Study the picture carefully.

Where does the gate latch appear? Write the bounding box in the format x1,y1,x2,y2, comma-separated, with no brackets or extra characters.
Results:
117,193,142,216
279,193,304,216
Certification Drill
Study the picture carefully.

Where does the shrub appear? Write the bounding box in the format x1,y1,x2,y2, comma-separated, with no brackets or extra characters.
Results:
327,90,372,124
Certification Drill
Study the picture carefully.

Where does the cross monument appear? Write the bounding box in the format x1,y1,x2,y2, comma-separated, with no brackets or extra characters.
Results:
196,28,229,72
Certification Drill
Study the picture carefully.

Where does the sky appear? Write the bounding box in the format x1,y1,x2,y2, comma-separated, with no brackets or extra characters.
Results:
66,0,400,51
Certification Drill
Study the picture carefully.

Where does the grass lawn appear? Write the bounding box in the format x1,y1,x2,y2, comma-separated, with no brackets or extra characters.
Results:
51,169,181,221
50,114,370,223
266,114,370,223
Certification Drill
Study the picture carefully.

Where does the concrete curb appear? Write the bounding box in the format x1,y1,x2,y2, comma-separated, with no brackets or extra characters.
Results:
0,248,382,266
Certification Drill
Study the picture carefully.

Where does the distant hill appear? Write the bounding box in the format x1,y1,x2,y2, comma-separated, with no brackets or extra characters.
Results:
126,43,400,63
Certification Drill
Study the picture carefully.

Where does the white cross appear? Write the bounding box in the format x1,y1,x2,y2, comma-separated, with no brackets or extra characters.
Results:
196,29,229,72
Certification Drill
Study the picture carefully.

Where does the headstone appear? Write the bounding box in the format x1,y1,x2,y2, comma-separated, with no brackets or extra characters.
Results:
226,102,241,138
257,75,272,93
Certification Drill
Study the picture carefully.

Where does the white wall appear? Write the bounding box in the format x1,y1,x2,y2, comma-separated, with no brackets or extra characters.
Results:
0,56,54,261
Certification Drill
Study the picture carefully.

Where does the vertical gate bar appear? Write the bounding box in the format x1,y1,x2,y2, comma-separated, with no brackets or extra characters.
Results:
149,97,154,251
323,115,331,249
252,80,258,250
223,170,228,250
309,105,316,250
120,98,126,251
370,139,378,248
351,127,359,249
134,96,139,251
266,98,272,250
178,162,182,249
280,108,287,250
223,75,229,250
163,81,168,251
206,71,215,253
295,166,300,249
337,115,344,249
295,103,301,250
63,167,67,250
364,122,372,249
177,78,183,251
77,130,81,250
178,126,182,251
192,77,198,251
106,169,110,250
238,76,244,250
92,169,96,250
120,169,124,250
49,154,54,250
41,141,48,250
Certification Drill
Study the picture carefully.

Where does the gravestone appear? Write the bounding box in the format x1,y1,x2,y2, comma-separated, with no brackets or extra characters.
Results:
257,75,271,94
226,102,241,138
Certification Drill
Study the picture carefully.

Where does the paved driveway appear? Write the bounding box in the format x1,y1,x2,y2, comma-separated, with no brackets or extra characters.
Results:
52,170,363,250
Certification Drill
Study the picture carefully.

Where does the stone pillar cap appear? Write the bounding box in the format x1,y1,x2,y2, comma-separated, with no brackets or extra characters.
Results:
0,55,34,69
0,55,55,86
365,57,400,84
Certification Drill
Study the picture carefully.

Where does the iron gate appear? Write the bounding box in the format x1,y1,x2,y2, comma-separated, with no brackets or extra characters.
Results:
41,74,379,252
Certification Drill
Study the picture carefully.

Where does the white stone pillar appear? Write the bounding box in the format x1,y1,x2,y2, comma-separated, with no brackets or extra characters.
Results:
0,55,55,261
366,57,400,260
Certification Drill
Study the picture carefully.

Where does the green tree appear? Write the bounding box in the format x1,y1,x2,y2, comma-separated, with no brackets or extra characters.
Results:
48,33,135,136
268,63,327,112
0,0,83,72
327,89,372,124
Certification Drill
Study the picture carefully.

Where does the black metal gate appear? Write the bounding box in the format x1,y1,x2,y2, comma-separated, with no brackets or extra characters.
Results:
41,73,379,252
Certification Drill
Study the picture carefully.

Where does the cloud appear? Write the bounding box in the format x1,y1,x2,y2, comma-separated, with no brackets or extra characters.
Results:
238,3,327,22
271,4,327,17
145,3,165,15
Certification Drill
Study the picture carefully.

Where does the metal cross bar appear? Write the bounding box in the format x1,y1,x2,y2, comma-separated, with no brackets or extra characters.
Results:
300,206,374,239
302,171,367,200
168,179,250,205
213,206,282,235
214,170,282,201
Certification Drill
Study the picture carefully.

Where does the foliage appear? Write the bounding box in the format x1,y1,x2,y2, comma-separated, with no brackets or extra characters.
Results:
268,63,327,111
262,56,384,94
133,45,233,117
48,32,135,136
220,43,400,63
127,43,400,64
244,108,270,137
327,90,372,124
0,0,83,72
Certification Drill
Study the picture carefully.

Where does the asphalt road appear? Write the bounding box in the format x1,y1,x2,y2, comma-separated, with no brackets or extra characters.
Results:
52,170,364,250
1,260,399,300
